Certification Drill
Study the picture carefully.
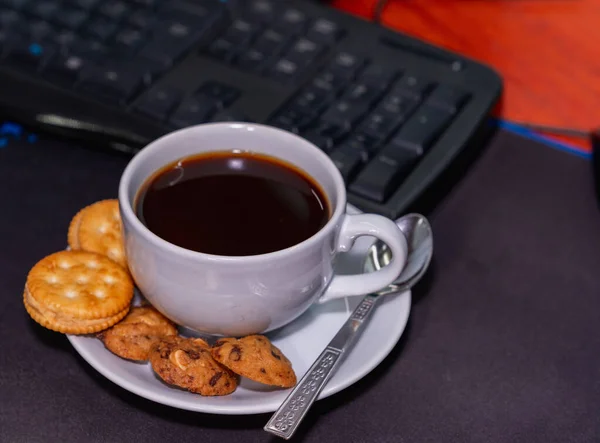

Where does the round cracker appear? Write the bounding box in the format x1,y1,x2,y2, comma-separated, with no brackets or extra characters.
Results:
24,291,129,335
73,200,127,268
26,250,134,320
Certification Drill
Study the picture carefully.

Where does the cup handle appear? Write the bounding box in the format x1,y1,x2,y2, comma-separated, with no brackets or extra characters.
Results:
319,213,408,303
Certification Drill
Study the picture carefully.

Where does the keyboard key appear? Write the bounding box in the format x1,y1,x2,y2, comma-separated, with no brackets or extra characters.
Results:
236,48,267,70
207,38,235,61
152,4,213,41
210,36,251,62
0,28,15,51
269,108,314,132
2,0,28,10
378,141,424,165
210,110,250,123
344,133,380,155
253,29,288,54
320,100,369,128
5,41,56,70
350,153,418,203
128,0,161,6
113,27,145,52
141,16,207,65
158,0,214,20
244,0,275,22
27,20,55,40
69,39,107,60
393,73,433,100
84,17,117,41
336,138,371,158
330,146,367,182
285,38,324,66
273,8,308,34
128,9,155,29
361,96,420,138
98,1,130,21
311,121,349,140
197,82,239,108
341,82,385,105
359,64,398,88
79,64,142,103
289,86,334,112
268,121,298,134
161,2,211,22
169,96,217,128
328,52,365,79
224,19,258,45
302,130,333,153
54,29,77,46
67,0,100,9
44,53,86,83
387,105,454,155
379,93,420,117
154,18,197,40
30,1,60,20
140,37,197,66
134,86,182,120
269,59,299,82
311,71,349,94
129,57,165,86
54,8,88,30
306,18,344,44
357,109,404,141
0,9,21,28
425,84,469,114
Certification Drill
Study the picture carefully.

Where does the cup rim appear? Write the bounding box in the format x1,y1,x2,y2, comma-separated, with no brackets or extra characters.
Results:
118,122,348,263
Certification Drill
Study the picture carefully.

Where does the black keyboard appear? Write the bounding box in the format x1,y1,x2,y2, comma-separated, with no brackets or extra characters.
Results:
0,0,502,218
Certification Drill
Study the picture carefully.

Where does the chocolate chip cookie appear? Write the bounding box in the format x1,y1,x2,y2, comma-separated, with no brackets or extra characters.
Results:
150,336,238,396
211,335,297,388
98,306,178,361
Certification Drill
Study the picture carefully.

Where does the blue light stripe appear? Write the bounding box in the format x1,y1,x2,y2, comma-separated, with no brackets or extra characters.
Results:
495,119,591,160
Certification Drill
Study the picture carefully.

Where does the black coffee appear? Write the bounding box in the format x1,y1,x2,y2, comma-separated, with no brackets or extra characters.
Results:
136,152,330,256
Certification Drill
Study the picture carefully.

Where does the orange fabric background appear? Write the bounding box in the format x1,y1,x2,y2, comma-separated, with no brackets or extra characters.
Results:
332,0,599,150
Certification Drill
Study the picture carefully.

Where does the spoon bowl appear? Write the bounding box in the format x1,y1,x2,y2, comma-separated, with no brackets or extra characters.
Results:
367,213,434,294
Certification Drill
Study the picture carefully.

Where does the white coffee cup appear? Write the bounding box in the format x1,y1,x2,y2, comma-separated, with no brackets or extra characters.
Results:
118,123,408,336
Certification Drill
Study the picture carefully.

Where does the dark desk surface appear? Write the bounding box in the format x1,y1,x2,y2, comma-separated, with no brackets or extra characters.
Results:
1,129,599,443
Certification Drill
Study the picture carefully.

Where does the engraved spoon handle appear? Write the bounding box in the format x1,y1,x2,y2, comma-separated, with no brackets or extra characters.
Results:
264,294,380,440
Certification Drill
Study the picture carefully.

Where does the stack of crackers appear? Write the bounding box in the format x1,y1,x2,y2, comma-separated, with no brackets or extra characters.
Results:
24,200,133,335
23,199,296,396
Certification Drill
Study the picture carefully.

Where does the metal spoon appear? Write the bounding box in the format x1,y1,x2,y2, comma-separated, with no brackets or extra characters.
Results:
264,213,433,440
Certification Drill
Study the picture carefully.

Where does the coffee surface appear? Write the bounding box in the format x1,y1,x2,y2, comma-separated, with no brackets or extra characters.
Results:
136,152,330,256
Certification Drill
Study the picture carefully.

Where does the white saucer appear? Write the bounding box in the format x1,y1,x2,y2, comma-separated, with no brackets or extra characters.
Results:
67,205,412,415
